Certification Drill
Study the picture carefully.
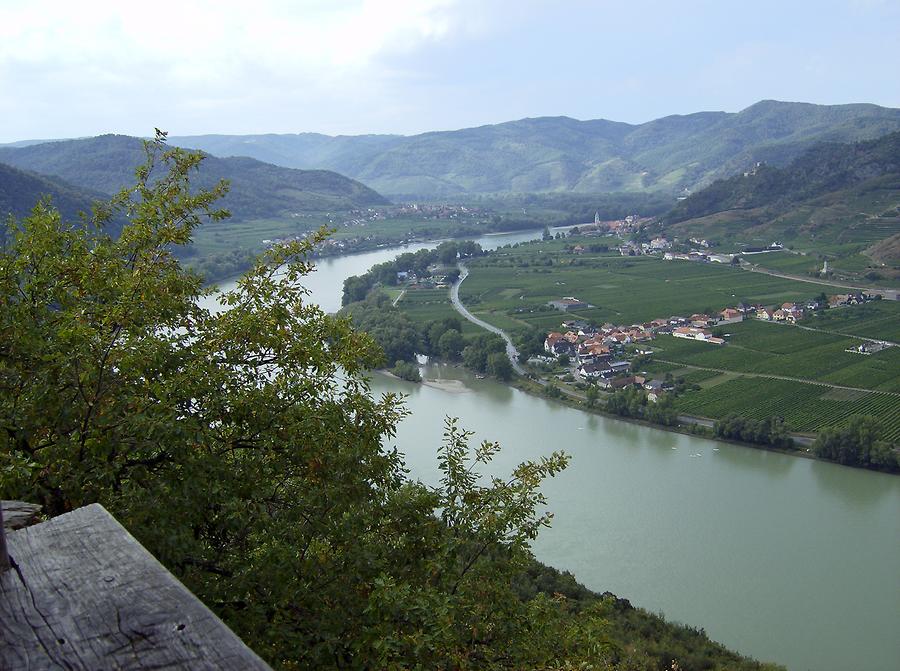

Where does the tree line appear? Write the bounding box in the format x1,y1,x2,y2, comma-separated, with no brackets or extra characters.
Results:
342,240,481,306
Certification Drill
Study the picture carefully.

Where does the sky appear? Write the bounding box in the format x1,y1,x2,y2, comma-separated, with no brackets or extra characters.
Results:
1,0,899,142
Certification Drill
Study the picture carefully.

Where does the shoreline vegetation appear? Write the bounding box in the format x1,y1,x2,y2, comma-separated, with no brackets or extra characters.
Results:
384,349,899,476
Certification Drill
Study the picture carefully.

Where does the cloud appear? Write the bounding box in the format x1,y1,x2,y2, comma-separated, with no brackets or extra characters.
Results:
0,0,491,137
1,0,472,80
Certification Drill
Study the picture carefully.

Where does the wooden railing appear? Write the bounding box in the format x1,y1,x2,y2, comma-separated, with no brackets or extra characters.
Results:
0,502,272,670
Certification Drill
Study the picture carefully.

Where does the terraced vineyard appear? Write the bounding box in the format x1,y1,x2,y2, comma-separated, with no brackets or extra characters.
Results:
674,377,900,441
800,301,900,342
654,320,900,393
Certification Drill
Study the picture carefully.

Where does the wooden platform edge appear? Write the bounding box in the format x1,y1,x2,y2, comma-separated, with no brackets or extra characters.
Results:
0,503,273,670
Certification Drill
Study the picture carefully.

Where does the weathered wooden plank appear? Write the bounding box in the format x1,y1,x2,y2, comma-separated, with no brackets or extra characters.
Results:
0,504,272,670
2,501,43,531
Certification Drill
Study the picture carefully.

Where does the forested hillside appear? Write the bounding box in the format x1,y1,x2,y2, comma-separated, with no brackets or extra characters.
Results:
666,132,900,223
168,100,900,197
0,162,109,225
658,132,900,283
0,135,389,220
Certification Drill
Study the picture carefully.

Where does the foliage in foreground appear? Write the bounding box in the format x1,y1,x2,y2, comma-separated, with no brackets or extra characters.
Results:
0,138,782,670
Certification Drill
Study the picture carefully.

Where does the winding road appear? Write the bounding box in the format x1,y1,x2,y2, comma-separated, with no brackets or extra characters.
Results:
742,261,897,298
450,264,527,376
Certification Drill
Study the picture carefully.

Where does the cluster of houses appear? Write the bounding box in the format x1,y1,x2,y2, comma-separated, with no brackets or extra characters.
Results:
752,293,878,322
540,320,672,396
617,236,674,256
571,214,654,239
540,290,885,390
537,298,796,393
663,250,736,263
395,270,453,289
827,292,871,307
755,302,808,324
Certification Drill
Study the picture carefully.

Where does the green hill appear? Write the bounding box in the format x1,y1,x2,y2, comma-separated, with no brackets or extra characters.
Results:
666,132,900,224
0,135,389,220
167,100,900,197
659,132,900,285
0,162,109,224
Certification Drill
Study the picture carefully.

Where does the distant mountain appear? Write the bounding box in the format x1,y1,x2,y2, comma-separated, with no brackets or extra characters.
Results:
0,135,389,221
660,132,900,250
0,138,73,148
0,162,108,224
168,101,900,198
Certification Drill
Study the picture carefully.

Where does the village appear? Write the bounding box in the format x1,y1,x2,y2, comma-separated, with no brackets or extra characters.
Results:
538,290,885,399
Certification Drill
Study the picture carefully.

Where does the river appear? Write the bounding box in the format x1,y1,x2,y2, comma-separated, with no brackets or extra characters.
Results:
201,228,900,671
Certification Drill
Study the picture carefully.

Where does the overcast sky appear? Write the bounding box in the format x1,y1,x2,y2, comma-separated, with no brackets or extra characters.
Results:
1,0,898,142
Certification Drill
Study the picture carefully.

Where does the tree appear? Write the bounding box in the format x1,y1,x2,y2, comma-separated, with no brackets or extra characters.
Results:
438,328,465,360
585,386,599,408
487,352,514,381
436,240,459,265
813,415,897,471
0,135,575,668
341,292,421,363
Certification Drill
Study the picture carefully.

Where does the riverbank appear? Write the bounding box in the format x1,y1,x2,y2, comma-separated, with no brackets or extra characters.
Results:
511,359,899,473
515,375,823,462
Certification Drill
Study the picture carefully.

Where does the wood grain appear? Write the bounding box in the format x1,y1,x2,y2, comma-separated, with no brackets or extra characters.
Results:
0,504,272,670
2,501,42,531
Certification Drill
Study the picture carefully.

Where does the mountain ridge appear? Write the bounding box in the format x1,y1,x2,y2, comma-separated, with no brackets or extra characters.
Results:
657,131,900,282
0,135,389,221
156,100,900,198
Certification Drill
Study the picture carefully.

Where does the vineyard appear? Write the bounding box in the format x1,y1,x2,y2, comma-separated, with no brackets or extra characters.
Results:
677,369,723,385
654,321,900,393
800,301,900,342
674,376,900,441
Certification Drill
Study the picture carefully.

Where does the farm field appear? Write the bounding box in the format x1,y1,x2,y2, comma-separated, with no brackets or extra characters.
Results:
674,377,900,442
652,320,900,393
394,288,482,336
461,241,847,332
192,216,322,256
800,301,900,342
